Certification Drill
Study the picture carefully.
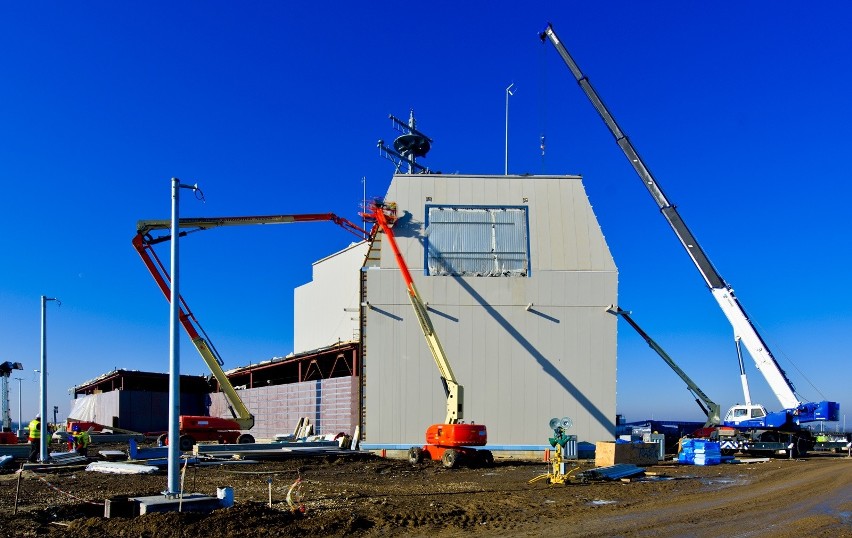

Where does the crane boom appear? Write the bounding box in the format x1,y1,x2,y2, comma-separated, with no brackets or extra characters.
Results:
133,212,368,431
608,306,721,427
541,23,802,411
371,204,463,424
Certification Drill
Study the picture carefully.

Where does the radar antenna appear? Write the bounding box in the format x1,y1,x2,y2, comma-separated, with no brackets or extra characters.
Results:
377,110,432,173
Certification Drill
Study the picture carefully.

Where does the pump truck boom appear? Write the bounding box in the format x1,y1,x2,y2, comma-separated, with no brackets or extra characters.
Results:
370,202,490,468
133,213,366,451
542,23,838,455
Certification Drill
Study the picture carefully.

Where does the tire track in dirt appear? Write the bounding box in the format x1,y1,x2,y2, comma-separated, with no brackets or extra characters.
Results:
551,459,852,537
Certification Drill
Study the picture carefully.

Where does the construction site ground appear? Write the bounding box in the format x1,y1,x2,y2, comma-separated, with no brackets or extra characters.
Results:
1,443,850,537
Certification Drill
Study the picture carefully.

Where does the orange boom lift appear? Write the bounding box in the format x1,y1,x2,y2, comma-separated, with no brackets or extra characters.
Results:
371,202,490,468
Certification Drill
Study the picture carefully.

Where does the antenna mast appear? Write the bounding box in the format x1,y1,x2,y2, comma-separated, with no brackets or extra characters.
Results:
378,110,432,173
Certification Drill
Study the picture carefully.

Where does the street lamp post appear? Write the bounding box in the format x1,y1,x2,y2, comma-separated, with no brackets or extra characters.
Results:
40,295,60,462
166,178,201,497
14,377,23,437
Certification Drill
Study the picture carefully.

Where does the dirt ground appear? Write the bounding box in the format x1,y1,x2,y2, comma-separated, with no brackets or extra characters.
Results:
1,444,850,538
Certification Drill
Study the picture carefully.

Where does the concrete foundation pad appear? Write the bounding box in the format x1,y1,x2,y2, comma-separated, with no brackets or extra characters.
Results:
131,493,222,514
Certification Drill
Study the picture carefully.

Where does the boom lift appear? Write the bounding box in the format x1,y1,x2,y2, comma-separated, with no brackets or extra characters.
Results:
607,306,721,428
542,23,839,455
370,202,490,468
133,213,366,451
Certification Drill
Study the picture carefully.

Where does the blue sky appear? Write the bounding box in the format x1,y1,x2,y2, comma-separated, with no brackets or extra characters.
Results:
1,3,849,431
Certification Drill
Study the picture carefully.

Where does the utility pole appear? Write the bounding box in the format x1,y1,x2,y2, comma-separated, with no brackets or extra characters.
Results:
40,296,60,462
166,178,201,497
14,377,23,437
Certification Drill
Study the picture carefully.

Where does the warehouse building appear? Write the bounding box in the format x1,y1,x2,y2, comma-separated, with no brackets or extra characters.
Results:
294,172,618,448
70,172,618,449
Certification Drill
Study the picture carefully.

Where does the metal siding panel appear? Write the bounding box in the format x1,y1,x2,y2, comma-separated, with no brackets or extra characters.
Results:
534,180,552,270
364,174,616,447
548,180,567,270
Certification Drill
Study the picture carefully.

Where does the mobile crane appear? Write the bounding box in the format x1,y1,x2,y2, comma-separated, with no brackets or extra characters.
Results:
370,202,490,468
133,213,366,451
542,23,839,456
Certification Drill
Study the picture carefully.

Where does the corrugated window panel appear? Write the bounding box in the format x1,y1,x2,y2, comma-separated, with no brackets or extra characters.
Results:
427,207,528,276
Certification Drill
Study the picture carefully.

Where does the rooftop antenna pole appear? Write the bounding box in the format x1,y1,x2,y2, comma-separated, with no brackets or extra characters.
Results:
362,176,367,239
406,111,417,173
505,83,515,175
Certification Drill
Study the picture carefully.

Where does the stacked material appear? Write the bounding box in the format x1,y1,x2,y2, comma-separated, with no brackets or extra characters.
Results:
678,439,721,466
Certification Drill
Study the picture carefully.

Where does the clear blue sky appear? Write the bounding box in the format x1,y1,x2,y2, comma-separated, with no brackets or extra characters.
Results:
1,3,849,431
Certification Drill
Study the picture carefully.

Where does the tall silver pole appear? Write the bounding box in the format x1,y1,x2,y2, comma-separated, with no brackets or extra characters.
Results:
505,83,515,175
14,378,23,436
166,178,200,496
167,177,181,495
40,296,59,462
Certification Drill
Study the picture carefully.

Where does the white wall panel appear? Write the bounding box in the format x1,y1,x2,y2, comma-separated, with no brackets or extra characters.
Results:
364,174,618,446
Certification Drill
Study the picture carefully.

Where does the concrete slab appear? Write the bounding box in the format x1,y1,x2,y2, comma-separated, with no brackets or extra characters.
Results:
131,493,222,514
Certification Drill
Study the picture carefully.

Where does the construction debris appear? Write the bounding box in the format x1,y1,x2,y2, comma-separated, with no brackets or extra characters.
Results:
86,461,159,475
576,463,645,481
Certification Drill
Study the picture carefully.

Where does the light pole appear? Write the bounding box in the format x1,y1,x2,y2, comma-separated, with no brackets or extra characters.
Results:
505,83,515,175
166,177,201,497
14,377,23,437
40,295,60,462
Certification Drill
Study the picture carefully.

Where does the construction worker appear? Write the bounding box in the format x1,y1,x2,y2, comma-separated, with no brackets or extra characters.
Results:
73,426,91,457
27,414,41,463
69,424,80,452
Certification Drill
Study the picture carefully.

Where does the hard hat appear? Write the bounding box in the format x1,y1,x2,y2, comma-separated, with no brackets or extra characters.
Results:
35,414,40,419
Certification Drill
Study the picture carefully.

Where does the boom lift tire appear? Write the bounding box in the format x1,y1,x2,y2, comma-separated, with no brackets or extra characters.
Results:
237,433,255,444
441,449,459,469
178,434,195,452
408,446,424,465
477,449,494,467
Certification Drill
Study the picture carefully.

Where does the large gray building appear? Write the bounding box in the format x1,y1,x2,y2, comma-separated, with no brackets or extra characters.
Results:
295,172,618,448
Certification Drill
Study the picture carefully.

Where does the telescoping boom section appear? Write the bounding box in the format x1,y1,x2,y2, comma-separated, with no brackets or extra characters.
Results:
133,213,367,449
541,23,839,429
608,306,721,427
371,203,489,468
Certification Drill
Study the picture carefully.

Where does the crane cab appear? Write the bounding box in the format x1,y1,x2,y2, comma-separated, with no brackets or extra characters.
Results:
724,404,768,425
